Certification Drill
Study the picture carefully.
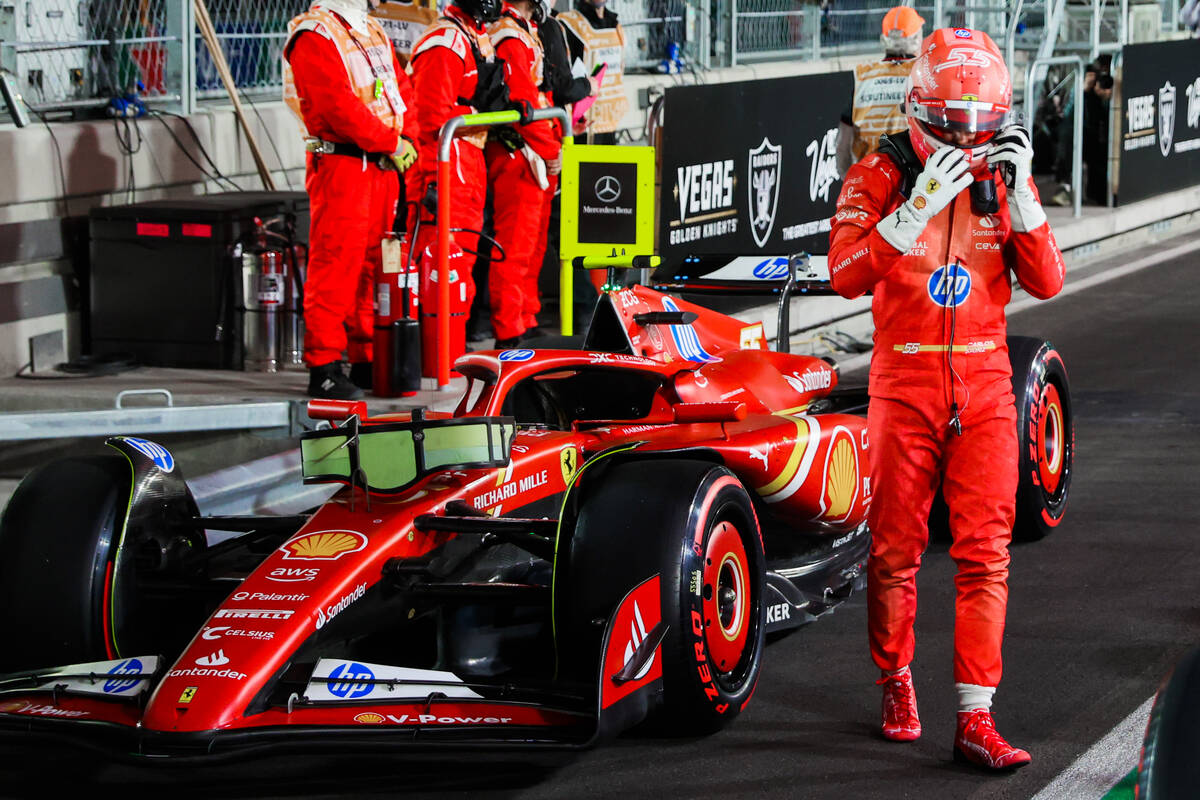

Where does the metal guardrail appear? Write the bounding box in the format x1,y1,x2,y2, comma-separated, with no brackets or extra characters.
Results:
3,0,1183,114
1025,54,1084,218
0,395,295,441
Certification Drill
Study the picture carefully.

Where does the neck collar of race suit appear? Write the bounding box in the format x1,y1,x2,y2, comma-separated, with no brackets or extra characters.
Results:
313,0,371,36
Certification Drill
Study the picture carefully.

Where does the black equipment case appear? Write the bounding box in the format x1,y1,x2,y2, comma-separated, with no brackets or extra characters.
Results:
88,192,309,369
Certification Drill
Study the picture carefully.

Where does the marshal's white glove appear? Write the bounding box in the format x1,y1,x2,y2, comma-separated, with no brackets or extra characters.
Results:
876,145,972,254
987,125,1047,232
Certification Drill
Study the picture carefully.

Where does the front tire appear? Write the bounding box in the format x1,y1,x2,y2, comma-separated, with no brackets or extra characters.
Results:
1008,336,1073,541
557,457,766,734
0,455,133,672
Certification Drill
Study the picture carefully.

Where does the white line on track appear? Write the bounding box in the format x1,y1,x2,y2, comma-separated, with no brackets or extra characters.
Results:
1006,235,1200,316
1029,696,1153,800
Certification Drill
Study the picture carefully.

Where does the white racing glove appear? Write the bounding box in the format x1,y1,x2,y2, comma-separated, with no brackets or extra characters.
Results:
876,146,972,254
987,125,1047,232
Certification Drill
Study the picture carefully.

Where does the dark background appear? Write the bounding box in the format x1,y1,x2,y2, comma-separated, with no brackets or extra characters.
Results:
660,72,853,262
1118,39,1200,204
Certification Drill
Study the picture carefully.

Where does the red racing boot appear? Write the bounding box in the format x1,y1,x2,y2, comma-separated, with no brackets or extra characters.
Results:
954,709,1032,770
876,667,921,741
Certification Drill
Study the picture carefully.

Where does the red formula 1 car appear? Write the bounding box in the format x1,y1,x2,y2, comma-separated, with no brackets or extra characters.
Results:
0,259,1072,758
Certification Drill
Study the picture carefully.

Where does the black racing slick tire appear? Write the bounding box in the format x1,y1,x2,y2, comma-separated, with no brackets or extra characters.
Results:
1138,645,1200,800
0,455,133,672
1008,336,1073,542
558,457,766,734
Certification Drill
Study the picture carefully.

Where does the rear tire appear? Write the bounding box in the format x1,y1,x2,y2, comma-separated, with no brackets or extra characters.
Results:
1008,336,1073,541
0,455,133,672
557,457,766,733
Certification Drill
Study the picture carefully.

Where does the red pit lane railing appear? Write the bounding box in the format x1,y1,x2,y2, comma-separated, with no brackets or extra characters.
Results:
434,106,573,388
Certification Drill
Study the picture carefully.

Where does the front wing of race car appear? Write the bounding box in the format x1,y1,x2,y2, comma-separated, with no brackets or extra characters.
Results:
0,576,664,760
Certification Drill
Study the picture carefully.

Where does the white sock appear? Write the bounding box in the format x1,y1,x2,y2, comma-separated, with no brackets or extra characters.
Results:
956,683,995,712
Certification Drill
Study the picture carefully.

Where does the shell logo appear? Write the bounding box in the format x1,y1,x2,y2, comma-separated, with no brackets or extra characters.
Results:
820,429,859,523
280,530,367,561
354,712,385,724
0,701,22,714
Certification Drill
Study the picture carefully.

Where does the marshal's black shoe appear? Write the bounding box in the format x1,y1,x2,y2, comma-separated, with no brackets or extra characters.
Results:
308,363,364,400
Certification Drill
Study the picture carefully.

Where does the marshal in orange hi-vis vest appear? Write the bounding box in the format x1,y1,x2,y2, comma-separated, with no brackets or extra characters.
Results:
557,10,628,134
489,13,545,93
282,7,406,139
412,18,496,150
850,58,915,160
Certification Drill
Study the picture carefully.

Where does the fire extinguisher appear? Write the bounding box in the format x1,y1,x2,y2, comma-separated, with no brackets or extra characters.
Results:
419,235,474,379
237,216,289,372
372,206,423,397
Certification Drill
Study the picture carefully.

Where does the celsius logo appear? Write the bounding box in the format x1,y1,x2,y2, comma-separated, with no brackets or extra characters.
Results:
327,662,375,699
928,264,972,307
752,257,790,280
103,658,144,694
121,437,174,472
498,349,535,362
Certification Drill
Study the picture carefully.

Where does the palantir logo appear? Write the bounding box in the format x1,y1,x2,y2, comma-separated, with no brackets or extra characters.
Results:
927,264,972,307
752,257,791,280
748,137,782,248
121,437,175,472
1159,80,1177,157
327,661,375,699
103,658,144,694
662,298,719,363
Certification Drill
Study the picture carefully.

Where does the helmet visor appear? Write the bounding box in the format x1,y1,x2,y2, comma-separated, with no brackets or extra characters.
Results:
909,98,1009,147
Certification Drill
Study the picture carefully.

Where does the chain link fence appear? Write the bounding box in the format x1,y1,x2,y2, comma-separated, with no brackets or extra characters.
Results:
0,0,1188,113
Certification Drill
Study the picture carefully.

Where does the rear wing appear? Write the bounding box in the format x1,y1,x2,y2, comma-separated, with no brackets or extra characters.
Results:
649,253,835,353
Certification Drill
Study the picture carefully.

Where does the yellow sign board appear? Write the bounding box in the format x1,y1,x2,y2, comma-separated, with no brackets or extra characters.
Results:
559,144,656,260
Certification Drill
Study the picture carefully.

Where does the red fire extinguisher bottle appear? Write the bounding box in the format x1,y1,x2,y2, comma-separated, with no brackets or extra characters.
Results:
372,233,423,397
419,237,472,379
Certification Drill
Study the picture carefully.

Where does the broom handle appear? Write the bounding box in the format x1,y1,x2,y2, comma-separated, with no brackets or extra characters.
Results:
193,0,277,190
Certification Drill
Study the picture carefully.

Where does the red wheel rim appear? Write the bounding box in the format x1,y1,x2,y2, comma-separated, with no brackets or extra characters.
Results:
702,520,750,674
1037,383,1064,494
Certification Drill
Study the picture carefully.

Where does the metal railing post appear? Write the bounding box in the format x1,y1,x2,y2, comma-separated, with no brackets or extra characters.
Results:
166,0,195,114
724,0,734,66
1006,0,1025,75
434,106,572,386
1025,54,1084,218
934,0,944,29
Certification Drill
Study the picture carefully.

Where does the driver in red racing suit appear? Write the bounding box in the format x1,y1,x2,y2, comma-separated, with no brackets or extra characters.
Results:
828,28,1064,770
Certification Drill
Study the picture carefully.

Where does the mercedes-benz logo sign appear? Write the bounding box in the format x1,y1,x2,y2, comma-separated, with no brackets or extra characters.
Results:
594,175,621,203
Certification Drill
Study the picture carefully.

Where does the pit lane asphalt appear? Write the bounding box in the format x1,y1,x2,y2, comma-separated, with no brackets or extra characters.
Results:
3,231,1199,800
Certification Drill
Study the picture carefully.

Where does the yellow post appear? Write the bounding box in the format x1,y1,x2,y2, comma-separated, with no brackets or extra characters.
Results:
559,133,574,336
